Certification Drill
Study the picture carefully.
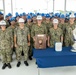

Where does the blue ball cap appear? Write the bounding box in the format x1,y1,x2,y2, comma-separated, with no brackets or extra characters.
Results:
41,13,45,17
74,13,76,18
0,12,3,15
45,14,50,18
15,12,20,17
60,14,65,18
22,12,26,16
66,13,70,17
74,13,76,16
55,13,58,17
15,12,19,15
74,13,76,15
27,15,32,19
65,13,70,19
52,14,55,18
20,14,23,17
5,15,9,18
30,12,33,16
16,14,20,17
10,17,15,22
57,13,60,17
54,13,60,17
32,14,37,17
69,12,72,15
8,13,12,16
37,13,41,15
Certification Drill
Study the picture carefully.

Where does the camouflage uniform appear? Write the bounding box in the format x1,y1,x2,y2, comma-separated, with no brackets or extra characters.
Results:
58,23,67,30
43,22,53,35
58,23,63,29
58,23,68,46
25,23,33,33
42,20,46,24
15,22,19,26
14,26,30,62
25,23,33,57
32,22,37,26
0,29,13,64
31,22,37,30
49,27,63,47
64,23,76,46
8,26,16,40
31,24,47,48
8,26,17,55
74,20,76,23
31,24,47,38
5,20,10,28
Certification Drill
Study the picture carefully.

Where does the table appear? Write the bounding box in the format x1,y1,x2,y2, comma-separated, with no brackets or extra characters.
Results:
33,47,76,68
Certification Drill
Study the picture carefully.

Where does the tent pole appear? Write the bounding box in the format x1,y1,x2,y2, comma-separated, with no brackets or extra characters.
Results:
53,0,55,13
11,0,13,15
3,0,5,18
64,0,66,14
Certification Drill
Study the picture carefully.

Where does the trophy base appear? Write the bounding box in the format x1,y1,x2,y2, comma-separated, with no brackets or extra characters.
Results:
71,49,76,52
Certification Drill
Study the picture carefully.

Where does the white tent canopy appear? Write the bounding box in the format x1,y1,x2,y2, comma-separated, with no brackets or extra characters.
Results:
2,0,75,15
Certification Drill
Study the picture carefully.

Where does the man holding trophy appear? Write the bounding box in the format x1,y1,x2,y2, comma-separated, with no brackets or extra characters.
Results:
31,15,47,49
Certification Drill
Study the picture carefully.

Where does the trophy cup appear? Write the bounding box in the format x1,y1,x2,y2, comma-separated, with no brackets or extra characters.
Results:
34,34,47,49
71,26,76,52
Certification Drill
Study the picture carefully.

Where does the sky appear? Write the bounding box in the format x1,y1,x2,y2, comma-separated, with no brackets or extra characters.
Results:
0,0,76,16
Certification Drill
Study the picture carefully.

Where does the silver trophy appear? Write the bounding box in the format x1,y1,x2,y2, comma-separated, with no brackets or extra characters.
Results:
71,25,76,52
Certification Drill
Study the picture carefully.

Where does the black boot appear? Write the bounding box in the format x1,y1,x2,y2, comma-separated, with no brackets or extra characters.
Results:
29,56,32,60
24,61,29,66
8,63,12,69
2,63,7,69
17,62,21,67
